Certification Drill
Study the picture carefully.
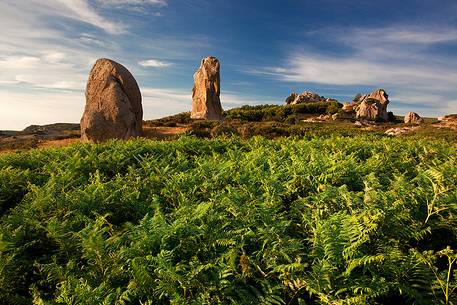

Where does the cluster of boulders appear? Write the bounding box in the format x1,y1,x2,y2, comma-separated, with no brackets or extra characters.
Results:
329,89,393,122
285,91,337,105
81,56,223,142
353,89,390,121
284,89,391,122
284,87,431,128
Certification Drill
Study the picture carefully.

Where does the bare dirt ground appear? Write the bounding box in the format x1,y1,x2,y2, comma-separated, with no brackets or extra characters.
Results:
0,125,191,154
38,138,81,149
142,125,191,139
1,116,456,154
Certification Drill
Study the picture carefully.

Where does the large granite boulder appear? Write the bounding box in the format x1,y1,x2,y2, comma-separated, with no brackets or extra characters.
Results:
285,91,337,105
80,58,143,142
191,56,223,120
404,112,424,125
355,89,390,121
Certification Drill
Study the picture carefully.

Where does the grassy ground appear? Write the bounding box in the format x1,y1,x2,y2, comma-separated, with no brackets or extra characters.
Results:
2,103,456,154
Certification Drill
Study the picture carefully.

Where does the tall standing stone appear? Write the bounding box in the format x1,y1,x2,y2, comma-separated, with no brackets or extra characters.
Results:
80,58,143,142
191,56,223,120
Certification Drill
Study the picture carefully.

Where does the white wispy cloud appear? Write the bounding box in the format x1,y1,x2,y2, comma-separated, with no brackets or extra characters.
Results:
0,54,88,90
97,0,167,6
2,0,167,35
54,0,125,34
0,89,84,130
251,54,457,90
345,27,457,45
95,0,167,14
0,56,41,69
139,59,173,68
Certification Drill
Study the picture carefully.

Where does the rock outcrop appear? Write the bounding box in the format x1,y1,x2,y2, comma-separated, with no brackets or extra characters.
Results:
80,58,143,142
342,103,356,112
404,112,424,125
355,89,390,121
332,111,356,121
191,56,223,120
385,126,420,136
438,114,457,121
435,114,457,131
285,91,337,105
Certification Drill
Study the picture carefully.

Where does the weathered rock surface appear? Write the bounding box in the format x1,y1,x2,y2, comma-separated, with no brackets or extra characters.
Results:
342,103,356,112
438,114,457,121
191,56,223,120
385,126,420,136
332,111,356,121
285,91,337,105
303,114,332,122
80,58,143,143
435,114,457,131
355,89,390,121
404,112,424,125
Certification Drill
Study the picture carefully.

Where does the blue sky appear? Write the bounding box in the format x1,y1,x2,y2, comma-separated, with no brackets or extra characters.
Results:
1,0,457,129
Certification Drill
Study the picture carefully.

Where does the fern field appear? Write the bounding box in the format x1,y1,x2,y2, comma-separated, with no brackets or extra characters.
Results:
0,136,456,305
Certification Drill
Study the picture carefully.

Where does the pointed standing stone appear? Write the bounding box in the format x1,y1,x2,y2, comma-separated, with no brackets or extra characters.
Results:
191,56,223,120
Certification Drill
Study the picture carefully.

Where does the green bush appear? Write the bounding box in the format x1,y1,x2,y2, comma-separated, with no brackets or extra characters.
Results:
145,112,192,126
224,102,342,122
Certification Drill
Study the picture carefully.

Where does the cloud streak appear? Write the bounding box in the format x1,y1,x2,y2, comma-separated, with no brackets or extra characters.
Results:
246,25,457,115
139,59,173,68
55,0,125,34
250,54,457,90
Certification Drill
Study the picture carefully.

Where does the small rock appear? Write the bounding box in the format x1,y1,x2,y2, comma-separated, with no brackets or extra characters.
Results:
385,126,419,136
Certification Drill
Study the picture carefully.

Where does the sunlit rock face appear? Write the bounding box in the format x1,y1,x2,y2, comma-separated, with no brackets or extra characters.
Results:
355,89,390,121
285,91,337,105
404,112,424,125
191,56,223,120
80,58,143,142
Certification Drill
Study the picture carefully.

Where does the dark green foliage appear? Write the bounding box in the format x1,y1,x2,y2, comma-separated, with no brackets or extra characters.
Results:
145,112,193,127
0,136,456,304
188,121,387,140
224,102,341,122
